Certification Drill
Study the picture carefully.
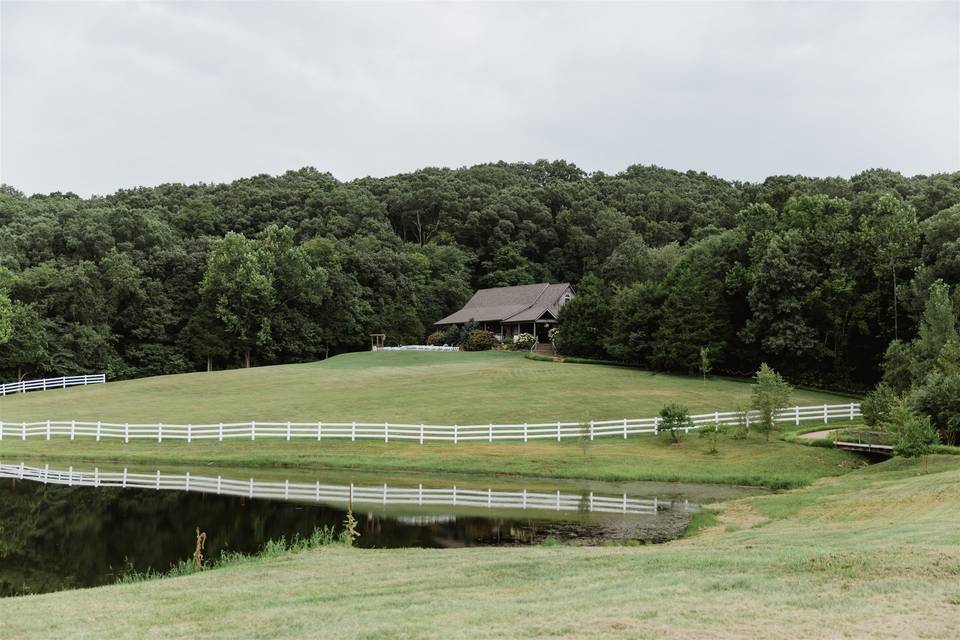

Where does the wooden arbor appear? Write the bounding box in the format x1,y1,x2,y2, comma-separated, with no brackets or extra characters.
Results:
370,334,386,352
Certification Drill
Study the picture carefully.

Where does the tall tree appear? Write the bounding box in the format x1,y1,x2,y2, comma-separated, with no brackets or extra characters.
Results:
200,232,275,368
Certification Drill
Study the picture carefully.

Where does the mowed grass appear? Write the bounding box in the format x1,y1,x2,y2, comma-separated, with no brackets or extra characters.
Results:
3,456,958,640
0,351,853,425
0,434,863,489
0,352,862,487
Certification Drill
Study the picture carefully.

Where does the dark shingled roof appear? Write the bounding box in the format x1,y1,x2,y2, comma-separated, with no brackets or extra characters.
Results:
435,283,573,325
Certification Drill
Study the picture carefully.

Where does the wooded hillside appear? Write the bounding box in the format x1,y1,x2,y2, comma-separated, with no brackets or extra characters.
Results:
1,162,958,389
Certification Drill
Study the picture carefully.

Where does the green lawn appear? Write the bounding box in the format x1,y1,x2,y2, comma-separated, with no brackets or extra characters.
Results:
0,352,863,488
0,433,864,489
0,351,853,425
4,456,958,640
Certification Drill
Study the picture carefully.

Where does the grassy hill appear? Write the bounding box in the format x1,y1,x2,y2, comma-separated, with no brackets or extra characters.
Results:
0,351,853,425
4,456,958,640
0,352,863,488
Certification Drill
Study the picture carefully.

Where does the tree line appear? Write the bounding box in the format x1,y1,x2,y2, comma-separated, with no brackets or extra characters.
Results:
0,162,957,395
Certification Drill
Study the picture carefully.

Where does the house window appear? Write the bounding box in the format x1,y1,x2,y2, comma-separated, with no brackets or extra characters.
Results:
560,292,573,308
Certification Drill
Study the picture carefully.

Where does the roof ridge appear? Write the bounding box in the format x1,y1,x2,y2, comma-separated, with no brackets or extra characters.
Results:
504,283,550,322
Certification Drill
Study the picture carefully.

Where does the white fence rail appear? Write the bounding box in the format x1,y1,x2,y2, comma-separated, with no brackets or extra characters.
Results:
0,403,860,444
0,374,106,397
0,462,694,515
381,345,460,352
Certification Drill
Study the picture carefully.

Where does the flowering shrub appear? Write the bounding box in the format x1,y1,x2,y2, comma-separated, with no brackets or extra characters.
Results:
515,333,536,350
463,329,497,351
425,331,446,346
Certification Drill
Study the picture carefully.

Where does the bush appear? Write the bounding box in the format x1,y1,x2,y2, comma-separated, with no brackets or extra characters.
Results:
910,372,960,445
861,383,899,427
515,333,536,350
658,403,693,443
895,412,940,469
425,331,446,346
463,329,497,351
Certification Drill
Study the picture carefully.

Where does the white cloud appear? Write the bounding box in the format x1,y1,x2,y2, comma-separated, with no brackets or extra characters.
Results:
1,0,957,195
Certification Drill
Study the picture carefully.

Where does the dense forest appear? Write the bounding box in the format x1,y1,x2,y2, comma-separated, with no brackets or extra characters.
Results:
0,162,958,396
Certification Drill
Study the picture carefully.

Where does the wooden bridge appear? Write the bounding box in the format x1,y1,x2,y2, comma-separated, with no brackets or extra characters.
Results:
834,440,894,455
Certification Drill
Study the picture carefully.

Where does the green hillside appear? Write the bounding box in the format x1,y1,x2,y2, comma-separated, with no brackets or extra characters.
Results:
0,351,853,425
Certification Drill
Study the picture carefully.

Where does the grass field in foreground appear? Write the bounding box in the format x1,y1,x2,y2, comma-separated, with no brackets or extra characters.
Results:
0,432,864,489
3,456,958,640
0,351,854,425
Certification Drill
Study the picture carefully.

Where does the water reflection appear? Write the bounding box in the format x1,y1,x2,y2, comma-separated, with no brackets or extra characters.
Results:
0,460,707,597
0,462,695,516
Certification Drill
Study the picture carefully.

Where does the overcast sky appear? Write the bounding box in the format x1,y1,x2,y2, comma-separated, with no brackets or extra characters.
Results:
1,1,957,196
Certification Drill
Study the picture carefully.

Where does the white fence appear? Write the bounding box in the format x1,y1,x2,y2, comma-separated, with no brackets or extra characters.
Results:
381,345,459,352
0,374,106,397
0,462,694,515
0,403,860,444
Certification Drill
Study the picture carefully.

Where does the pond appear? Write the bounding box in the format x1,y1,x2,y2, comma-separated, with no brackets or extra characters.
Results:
0,460,761,596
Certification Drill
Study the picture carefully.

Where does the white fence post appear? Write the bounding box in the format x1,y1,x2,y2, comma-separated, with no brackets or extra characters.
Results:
488,424,493,443
420,424,425,445
95,421,100,442
795,406,800,426
158,422,163,443
187,424,192,444
124,423,129,444
589,420,594,441
46,420,50,441
453,424,458,445
251,421,256,441
317,421,322,441
823,404,828,424
654,416,659,435
385,422,389,443
286,421,291,441
351,421,356,442
523,423,528,443
557,421,561,442
623,418,627,439
220,422,224,442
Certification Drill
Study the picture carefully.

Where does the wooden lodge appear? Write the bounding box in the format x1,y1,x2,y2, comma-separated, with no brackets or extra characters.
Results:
434,282,574,343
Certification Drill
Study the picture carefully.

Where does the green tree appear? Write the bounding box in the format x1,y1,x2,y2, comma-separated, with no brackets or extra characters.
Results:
750,363,792,441
859,195,920,340
200,232,274,368
910,372,960,445
915,280,958,364
699,346,711,383
0,301,48,380
894,412,939,471
0,290,12,347
860,383,900,428
556,273,611,359
658,403,693,444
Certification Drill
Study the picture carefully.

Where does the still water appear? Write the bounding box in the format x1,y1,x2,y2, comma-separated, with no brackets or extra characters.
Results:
0,460,758,596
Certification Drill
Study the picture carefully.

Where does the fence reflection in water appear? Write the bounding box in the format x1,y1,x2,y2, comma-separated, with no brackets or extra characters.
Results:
0,462,696,516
